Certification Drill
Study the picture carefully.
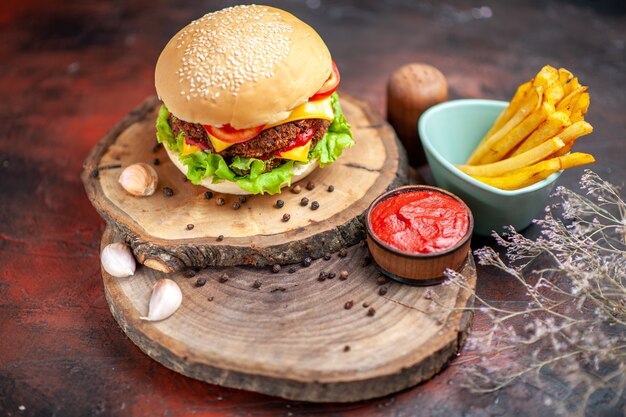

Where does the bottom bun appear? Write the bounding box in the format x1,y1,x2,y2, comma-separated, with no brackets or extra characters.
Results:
164,146,318,195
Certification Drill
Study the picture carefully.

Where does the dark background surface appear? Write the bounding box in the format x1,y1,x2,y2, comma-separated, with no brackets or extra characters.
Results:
1,1,625,416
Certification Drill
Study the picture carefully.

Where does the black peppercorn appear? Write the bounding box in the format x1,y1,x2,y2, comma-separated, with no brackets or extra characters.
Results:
300,197,309,206
344,300,354,310
288,266,297,273
302,257,312,267
305,181,315,190
163,187,174,197
184,269,197,278
216,197,225,206
379,287,388,296
153,158,160,166
310,201,320,210
204,191,213,200
272,264,281,273
367,307,376,317
232,202,241,210
195,277,207,287
186,224,194,230
275,199,284,208
327,185,335,192
216,235,224,242
323,253,331,261
218,273,229,283
239,196,247,204
282,213,290,222
252,280,262,289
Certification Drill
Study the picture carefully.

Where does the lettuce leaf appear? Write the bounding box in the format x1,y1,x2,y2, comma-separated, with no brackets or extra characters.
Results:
309,93,354,167
155,93,354,195
234,160,296,195
156,104,177,148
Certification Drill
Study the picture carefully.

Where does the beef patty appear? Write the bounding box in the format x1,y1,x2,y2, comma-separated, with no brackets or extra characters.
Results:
168,115,330,159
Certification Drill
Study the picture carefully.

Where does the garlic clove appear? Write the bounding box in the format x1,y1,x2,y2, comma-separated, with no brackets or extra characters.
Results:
118,163,158,196
101,242,136,277
140,279,182,322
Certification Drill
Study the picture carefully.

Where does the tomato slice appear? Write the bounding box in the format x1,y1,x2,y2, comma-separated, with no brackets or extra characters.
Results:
309,60,340,101
204,123,265,144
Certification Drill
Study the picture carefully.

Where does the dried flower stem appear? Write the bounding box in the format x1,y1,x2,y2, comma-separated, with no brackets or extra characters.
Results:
445,170,626,416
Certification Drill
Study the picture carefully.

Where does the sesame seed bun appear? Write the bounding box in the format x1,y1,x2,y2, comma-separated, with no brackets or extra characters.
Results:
155,5,332,129
164,145,318,195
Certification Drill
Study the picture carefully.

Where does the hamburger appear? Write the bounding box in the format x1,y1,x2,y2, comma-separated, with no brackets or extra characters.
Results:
155,5,354,195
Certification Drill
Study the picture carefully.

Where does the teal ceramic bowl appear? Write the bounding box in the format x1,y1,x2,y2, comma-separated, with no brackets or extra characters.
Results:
418,99,561,236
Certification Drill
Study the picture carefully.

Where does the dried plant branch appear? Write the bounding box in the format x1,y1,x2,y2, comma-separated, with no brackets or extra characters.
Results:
445,170,626,416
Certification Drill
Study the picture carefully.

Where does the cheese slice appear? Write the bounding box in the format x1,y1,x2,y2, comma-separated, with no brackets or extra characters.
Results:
277,140,313,162
265,95,334,128
207,134,233,153
181,140,201,156
206,96,334,153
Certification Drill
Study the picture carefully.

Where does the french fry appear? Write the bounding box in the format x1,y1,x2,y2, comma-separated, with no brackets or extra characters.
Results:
562,76,581,97
511,111,571,156
475,101,555,164
558,121,593,145
544,82,565,105
457,138,565,178
471,153,596,190
482,81,532,140
556,86,588,113
570,92,590,122
467,87,542,165
554,142,574,158
552,121,593,157
533,65,559,90
464,66,594,190
558,68,574,86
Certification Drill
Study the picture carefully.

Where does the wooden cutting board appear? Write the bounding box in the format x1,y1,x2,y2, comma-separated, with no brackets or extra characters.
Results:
82,95,409,272
101,226,476,403
89,95,477,401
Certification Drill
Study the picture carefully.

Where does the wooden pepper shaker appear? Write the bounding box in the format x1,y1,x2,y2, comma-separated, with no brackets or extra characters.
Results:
387,63,448,167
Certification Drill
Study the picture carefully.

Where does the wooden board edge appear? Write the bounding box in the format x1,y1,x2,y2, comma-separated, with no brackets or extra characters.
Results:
102,227,475,403
84,95,410,271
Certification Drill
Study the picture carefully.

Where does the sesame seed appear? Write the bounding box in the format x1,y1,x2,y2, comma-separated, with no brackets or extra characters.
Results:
174,6,293,100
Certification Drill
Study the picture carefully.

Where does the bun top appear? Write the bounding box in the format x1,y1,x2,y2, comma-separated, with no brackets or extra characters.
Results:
155,5,332,129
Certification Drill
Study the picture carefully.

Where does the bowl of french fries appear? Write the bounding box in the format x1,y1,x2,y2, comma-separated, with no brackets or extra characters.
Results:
419,66,595,235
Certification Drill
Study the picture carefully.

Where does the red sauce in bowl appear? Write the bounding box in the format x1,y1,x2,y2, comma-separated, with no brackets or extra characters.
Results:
369,190,469,254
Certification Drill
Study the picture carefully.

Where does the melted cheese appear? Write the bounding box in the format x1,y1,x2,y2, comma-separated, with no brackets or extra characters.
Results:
277,140,312,162
181,140,201,156
265,95,334,128
206,96,334,154
207,134,233,153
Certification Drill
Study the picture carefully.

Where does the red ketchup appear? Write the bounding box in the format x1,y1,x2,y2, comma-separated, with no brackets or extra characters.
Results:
185,136,211,151
370,191,469,254
274,127,315,156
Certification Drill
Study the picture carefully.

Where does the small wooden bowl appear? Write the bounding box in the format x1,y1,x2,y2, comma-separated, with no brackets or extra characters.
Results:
365,185,474,285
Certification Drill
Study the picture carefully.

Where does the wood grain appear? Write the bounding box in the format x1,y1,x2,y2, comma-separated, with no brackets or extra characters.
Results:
82,95,409,272
101,226,476,402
